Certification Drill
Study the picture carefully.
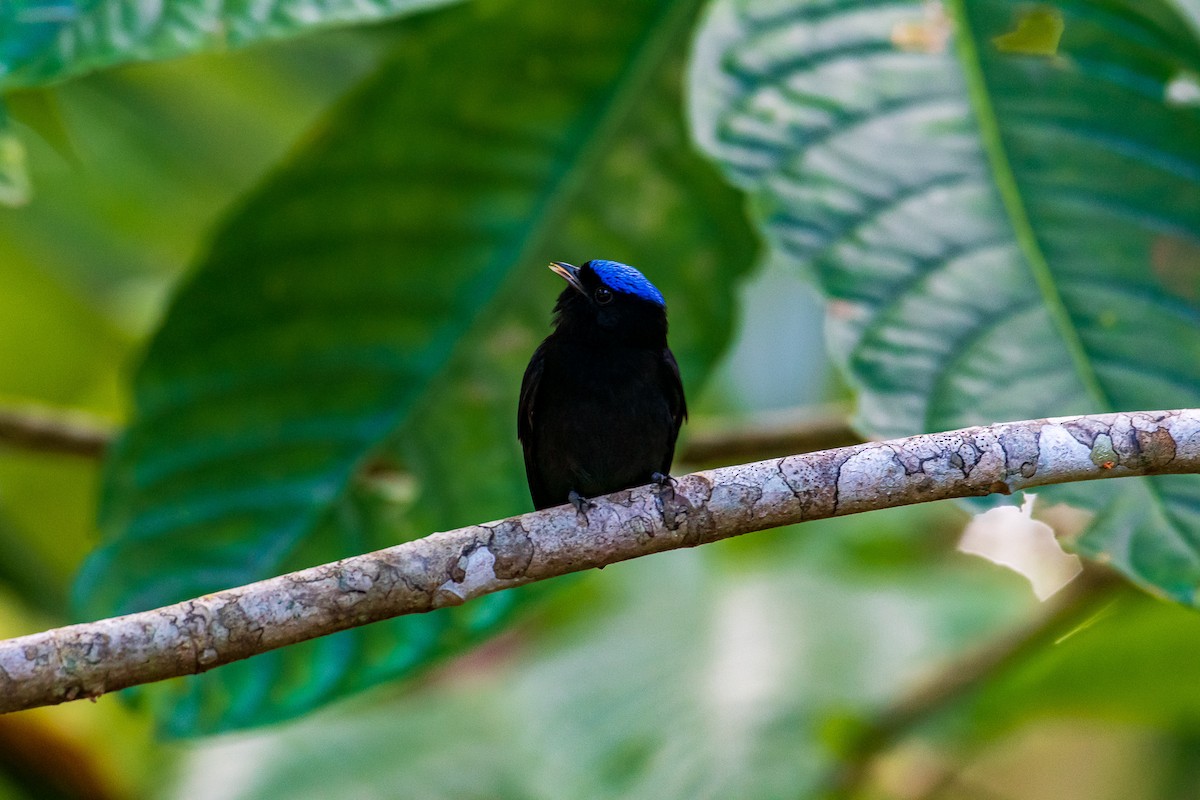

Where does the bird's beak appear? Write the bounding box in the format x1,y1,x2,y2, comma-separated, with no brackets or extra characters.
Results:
548,261,584,294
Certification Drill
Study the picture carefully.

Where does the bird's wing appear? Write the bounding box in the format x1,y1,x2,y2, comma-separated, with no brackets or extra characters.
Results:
519,341,557,509
660,348,688,475
662,348,688,428
517,341,547,445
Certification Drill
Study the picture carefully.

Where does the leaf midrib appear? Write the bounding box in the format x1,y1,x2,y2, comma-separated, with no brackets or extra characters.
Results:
301,0,704,561
946,0,1187,558
946,0,1113,415
390,0,701,433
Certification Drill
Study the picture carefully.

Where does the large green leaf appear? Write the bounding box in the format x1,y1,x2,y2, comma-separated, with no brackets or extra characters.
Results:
0,0,454,92
689,0,1200,601
76,0,756,734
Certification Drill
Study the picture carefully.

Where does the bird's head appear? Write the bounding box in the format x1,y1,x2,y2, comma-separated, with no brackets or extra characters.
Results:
549,260,668,345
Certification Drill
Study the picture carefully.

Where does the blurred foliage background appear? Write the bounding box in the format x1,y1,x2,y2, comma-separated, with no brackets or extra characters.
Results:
1,0,1199,797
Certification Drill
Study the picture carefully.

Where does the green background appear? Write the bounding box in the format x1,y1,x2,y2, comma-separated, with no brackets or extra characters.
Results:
1,0,1198,797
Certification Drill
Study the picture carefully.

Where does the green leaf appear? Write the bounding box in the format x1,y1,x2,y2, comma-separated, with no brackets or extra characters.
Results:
968,592,1200,736
0,102,30,206
1,33,389,331
0,0,455,92
689,0,1200,601
5,88,79,165
77,0,756,735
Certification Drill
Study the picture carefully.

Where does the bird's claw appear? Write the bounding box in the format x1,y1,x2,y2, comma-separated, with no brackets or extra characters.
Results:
652,472,688,529
568,490,595,524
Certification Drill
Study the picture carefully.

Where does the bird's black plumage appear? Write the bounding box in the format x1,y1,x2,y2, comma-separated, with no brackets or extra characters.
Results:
518,259,686,511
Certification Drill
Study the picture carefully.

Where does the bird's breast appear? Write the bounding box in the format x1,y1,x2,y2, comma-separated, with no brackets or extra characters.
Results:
533,342,675,496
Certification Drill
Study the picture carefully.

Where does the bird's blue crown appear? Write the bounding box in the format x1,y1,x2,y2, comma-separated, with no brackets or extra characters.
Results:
586,260,665,307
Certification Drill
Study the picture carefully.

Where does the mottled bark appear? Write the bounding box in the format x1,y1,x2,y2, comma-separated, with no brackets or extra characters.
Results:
2,409,1198,714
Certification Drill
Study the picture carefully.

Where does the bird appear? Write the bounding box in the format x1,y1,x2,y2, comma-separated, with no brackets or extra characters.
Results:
518,259,687,513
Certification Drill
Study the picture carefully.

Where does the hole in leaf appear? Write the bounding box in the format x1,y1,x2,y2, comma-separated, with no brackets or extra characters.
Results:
891,1,952,54
1166,71,1200,106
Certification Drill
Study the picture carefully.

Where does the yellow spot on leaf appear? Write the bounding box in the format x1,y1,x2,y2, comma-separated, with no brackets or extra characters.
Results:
993,7,1064,56
1152,234,1200,301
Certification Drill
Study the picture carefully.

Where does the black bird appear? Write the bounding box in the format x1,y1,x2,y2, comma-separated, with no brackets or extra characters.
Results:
518,259,686,512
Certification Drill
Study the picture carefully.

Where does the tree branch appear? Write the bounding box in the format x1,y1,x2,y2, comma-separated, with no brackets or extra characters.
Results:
0,407,112,458
0,402,863,466
681,404,863,467
1,409,1196,714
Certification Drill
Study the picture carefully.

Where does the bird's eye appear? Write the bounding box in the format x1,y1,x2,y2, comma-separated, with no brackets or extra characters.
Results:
594,286,613,305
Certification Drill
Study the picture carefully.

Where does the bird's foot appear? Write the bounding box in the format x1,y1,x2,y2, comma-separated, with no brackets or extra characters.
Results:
568,490,594,525
652,472,688,530
652,472,677,493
